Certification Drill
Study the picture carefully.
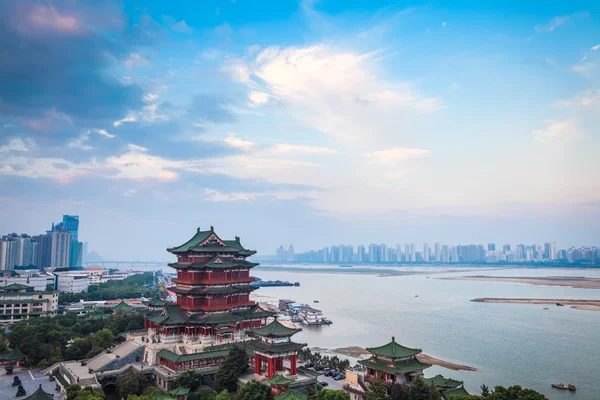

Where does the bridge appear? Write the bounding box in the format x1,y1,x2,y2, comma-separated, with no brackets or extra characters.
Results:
81,261,170,268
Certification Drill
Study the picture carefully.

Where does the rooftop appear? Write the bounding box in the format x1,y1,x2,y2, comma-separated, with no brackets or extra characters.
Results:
366,337,422,359
252,319,302,337
167,227,255,255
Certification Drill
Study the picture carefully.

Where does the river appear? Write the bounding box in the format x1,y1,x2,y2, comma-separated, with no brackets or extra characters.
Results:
248,265,600,400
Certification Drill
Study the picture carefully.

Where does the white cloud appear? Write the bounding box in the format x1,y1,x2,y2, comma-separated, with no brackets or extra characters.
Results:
442,21,447,27
124,189,137,197
124,52,148,69
224,134,255,150
270,144,337,155
534,12,589,32
203,188,257,202
364,148,432,165
572,62,595,76
0,137,36,153
592,44,600,51
533,120,582,144
113,114,137,126
94,129,115,138
172,20,192,33
228,44,442,146
248,91,270,107
68,131,93,150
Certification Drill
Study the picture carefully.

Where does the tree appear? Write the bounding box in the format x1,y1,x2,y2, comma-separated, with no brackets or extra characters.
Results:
66,338,92,360
237,380,272,400
214,345,249,392
389,384,409,400
0,334,8,353
89,328,114,357
365,379,388,400
116,371,150,398
188,388,218,400
480,385,490,398
215,390,237,400
453,385,548,400
408,378,432,400
172,370,205,391
66,385,105,400
319,389,351,400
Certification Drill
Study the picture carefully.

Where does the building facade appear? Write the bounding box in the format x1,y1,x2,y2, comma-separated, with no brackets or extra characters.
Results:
0,283,58,325
55,271,90,293
51,231,71,268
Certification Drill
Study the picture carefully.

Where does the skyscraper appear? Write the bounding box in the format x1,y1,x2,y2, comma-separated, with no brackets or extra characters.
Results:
423,243,430,262
503,244,511,253
287,244,295,261
544,242,557,261
62,215,79,241
410,243,416,262
488,243,496,251
0,237,18,270
51,231,71,267
434,242,441,262
16,235,35,266
405,243,410,262
516,244,525,260
32,234,53,270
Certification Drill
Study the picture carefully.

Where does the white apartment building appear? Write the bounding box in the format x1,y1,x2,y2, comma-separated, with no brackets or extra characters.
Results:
0,271,54,292
0,283,58,325
55,271,90,293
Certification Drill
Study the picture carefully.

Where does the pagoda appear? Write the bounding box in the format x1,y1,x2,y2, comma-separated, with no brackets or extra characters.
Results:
357,337,430,386
247,319,305,379
143,226,275,385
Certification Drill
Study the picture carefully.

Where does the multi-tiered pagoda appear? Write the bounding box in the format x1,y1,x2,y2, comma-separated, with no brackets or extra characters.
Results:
144,226,275,377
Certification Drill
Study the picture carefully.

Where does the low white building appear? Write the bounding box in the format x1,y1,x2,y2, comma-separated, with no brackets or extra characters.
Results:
0,271,54,292
85,267,106,284
101,270,134,283
0,283,58,325
55,271,90,293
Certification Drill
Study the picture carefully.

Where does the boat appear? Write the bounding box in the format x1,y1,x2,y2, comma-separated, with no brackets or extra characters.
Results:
552,383,576,391
543,307,549,310
556,303,564,306
314,300,319,303
415,295,419,297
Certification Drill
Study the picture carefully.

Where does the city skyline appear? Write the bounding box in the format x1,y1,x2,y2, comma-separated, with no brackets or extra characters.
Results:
270,241,597,264
0,0,599,260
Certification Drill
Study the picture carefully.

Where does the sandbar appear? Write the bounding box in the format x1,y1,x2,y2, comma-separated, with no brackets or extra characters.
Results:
441,275,600,289
472,297,600,308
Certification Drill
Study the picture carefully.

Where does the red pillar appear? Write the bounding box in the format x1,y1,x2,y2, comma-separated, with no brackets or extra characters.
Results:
291,354,297,376
254,355,260,374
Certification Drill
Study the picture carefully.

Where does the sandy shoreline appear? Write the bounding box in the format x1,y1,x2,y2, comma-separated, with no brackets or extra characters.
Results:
332,347,476,372
472,297,600,312
441,275,600,289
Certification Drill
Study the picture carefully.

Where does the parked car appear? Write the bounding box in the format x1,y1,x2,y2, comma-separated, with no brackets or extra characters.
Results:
324,370,332,377
304,363,314,368
334,374,345,381
315,365,325,371
318,381,329,387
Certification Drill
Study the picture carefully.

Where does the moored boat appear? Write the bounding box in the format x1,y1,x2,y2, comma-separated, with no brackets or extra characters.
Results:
552,383,576,391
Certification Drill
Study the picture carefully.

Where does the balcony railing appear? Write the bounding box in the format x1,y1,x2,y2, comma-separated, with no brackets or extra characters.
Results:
180,301,256,312
172,276,255,285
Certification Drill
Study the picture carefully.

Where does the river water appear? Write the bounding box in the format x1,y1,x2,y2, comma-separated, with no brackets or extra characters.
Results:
248,265,600,400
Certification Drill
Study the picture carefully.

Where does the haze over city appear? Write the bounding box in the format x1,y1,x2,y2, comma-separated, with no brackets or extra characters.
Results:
1,0,599,260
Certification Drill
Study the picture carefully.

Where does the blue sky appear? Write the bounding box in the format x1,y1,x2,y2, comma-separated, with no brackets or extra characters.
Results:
0,0,598,259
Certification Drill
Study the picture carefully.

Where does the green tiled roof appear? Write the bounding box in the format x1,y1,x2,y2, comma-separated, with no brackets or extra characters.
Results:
167,227,255,256
147,295,167,307
252,319,301,337
168,387,191,395
358,356,430,375
171,285,258,296
23,384,54,400
267,374,295,385
441,386,469,399
275,390,308,400
113,300,134,311
0,347,27,361
148,303,275,326
366,337,422,359
157,348,230,363
424,375,463,389
1,283,33,292
247,339,306,354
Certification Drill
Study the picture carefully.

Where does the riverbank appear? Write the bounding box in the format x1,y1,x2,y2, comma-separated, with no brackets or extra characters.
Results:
441,275,600,289
332,347,476,372
472,297,600,311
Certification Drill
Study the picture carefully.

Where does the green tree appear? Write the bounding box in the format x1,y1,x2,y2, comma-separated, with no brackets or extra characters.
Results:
116,371,150,398
66,385,105,400
319,389,351,400
488,385,548,400
89,328,114,357
172,370,204,391
408,378,432,400
188,387,218,400
215,390,237,400
389,384,409,400
214,344,249,392
480,385,490,398
365,379,389,400
0,334,8,353
65,338,92,360
237,380,272,400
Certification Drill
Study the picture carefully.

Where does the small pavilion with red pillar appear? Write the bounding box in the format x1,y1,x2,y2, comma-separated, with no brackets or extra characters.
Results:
248,319,305,380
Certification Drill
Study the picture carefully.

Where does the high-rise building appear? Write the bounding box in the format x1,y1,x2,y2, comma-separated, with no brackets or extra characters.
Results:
515,244,525,261
442,245,450,262
287,245,295,261
396,244,403,263
410,243,416,262
544,242,557,261
434,243,441,262
503,244,511,253
423,243,430,262
357,245,366,263
404,243,410,262
61,215,79,242
32,234,53,270
16,235,35,267
51,231,71,268
488,243,496,251
0,237,18,270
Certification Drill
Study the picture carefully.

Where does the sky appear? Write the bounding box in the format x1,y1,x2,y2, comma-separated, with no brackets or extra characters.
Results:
0,0,599,260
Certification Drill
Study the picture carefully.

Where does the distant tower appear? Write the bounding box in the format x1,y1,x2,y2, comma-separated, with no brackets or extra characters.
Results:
287,245,294,261
434,243,441,262
423,243,430,262
50,231,71,267
488,243,496,251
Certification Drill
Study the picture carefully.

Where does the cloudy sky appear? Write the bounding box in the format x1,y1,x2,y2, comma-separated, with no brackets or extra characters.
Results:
0,0,599,260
